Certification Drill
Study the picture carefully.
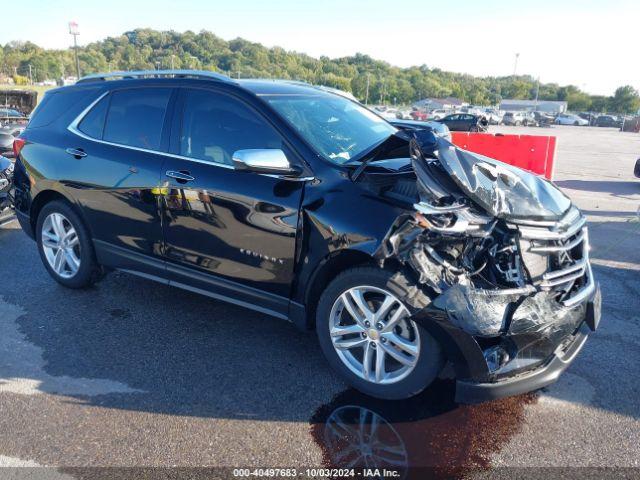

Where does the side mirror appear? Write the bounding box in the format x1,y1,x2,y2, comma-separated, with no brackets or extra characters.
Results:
232,149,300,176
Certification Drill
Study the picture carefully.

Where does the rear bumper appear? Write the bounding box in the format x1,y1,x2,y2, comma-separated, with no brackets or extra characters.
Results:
455,321,590,403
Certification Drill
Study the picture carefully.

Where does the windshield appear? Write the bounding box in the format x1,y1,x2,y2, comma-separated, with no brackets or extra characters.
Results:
263,94,396,164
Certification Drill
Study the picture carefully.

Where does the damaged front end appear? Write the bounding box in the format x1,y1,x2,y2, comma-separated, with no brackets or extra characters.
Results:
377,131,601,401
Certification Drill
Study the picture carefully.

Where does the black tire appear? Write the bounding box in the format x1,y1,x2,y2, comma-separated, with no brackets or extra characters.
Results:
36,200,102,289
316,266,444,400
574,121,579,126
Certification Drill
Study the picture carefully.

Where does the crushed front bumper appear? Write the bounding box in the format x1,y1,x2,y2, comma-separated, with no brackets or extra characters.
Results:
455,283,601,403
456,321,590,403
414,283,602,403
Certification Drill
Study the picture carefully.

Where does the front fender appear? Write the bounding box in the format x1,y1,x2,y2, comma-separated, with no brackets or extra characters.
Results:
291,167,410,305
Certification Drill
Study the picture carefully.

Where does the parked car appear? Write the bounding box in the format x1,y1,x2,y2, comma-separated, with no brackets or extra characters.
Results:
594,115,622,128
427,109,449,120
0,123,26,138
533,111,555,126
0,107,24,119
13,70,600,402
0,131,16,158
395,109,413,120
435,113,488,131
502,111,536,126
483,109,503,125
378,108,401,120
555,113,589,126
410,109,429,121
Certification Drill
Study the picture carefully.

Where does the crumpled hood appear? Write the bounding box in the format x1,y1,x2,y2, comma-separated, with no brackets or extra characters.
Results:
435,137,571,221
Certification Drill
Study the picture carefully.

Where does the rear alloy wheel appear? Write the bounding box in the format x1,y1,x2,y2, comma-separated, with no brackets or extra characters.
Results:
36,200,102,288
41,212,81,279
316,267,443,399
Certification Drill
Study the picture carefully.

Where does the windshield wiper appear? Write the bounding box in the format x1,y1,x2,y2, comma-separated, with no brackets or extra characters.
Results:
349,132,411,181
349,135,396,181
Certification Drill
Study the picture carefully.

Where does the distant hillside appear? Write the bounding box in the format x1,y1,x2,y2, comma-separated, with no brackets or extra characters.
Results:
1,28,638,112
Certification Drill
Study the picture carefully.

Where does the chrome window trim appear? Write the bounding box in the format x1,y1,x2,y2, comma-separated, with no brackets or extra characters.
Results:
67,91,313,180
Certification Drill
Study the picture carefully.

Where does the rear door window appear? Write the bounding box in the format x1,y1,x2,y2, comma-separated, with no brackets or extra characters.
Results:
103,88,172,150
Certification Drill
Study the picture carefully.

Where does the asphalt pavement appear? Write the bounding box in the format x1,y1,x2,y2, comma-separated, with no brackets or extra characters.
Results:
0,125,639,478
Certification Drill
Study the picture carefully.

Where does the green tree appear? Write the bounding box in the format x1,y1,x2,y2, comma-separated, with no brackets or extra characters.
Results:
1,28,630,110
609,86,640,114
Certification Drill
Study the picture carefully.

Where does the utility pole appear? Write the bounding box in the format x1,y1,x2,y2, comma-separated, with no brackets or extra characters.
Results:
68,21,81,80
170,55,175,70
513,53,520,76
534,76,540,110
365,73,370,105
28,64,33,85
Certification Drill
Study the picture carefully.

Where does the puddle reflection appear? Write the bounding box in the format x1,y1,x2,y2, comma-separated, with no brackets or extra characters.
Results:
311,380,536,479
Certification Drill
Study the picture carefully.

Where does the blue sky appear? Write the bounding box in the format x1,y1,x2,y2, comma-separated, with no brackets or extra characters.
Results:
4,0,638,95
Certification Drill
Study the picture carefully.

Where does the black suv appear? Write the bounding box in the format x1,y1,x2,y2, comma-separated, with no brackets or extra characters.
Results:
13,71,600,402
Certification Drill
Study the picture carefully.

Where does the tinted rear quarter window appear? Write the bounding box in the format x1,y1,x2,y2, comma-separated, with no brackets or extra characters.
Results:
78,94,109,139
28,88,97,129
103,88,172,150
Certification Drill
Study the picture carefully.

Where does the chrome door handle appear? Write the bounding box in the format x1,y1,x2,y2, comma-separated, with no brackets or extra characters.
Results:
166,170,195,183
65,148,87,158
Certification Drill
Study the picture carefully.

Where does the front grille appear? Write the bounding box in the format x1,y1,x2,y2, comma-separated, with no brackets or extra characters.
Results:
515,206,595,307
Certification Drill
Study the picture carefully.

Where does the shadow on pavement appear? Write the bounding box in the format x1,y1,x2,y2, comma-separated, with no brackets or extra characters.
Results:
556,180,640,198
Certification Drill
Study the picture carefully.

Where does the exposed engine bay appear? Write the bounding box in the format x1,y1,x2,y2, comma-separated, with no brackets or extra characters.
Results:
373,130,597,377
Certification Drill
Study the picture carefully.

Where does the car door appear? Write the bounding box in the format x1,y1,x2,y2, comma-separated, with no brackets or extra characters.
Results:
161,87,306,317
67,86,174,277
444,114,460,130
461,114,474,130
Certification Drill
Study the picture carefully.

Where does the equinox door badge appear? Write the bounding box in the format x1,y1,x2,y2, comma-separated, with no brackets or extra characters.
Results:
240,248,285,264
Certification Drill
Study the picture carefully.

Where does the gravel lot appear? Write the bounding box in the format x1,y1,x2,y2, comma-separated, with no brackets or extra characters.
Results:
0,125,638,478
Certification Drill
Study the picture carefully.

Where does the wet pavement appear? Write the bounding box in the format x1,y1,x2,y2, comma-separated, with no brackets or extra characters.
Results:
0,125,639,478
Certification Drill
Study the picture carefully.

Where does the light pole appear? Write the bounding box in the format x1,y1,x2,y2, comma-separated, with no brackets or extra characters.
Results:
68,21,81,80
513,53,520,76
170,55,175,70
365,73,370,105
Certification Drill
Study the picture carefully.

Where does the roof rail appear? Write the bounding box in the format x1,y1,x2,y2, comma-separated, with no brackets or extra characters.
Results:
76,69,235,84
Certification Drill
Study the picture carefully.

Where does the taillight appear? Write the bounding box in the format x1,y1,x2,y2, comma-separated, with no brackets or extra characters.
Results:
13,137,26,158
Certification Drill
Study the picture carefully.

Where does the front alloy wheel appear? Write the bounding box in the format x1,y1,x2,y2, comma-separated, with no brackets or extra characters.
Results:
316,267,443,400
41,212,81,279
330,286,420,385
